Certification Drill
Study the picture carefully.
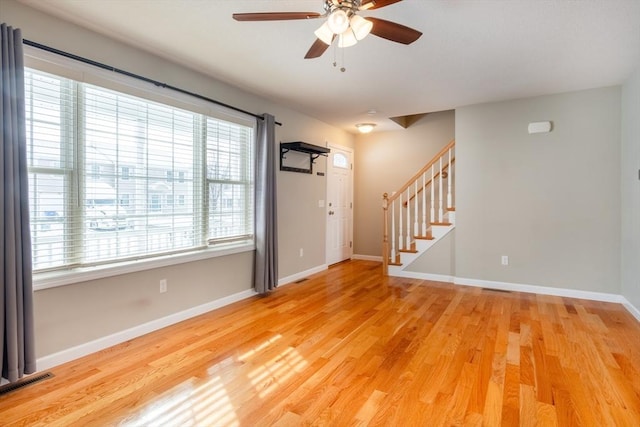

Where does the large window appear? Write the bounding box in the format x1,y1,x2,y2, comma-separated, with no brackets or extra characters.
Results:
25,68,254,273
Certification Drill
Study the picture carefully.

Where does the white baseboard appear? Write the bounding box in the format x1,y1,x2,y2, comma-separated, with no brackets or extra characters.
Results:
454,276,625,303
36,288,257,372
381,267,640,323
278,264,328,287
391,270,454,283
389,271,634,308
454,276,640,322
622,299,640,322
351,254,383,262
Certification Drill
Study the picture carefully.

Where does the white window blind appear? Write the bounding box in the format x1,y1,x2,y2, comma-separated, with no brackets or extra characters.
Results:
25,68,255,272
26,70,75,270
206,118,254,243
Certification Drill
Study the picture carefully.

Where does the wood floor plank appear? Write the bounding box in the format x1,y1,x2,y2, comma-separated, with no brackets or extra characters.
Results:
519,384,538,427
354,388,387,424
1,260,639,426
501,363,520,426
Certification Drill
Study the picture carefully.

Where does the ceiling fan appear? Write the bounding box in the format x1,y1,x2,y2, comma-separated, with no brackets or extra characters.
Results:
233,0,422,59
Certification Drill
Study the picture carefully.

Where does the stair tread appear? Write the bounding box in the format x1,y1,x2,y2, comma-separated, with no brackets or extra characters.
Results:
398,249,418,254
388,262,402,266
430,222,452,226
447,207,456,212
414,235,434,240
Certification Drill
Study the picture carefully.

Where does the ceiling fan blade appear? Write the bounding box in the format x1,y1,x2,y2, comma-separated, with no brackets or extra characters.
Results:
233,12,321,21
304,38,333,59
367,17,422,45
359,0,403,11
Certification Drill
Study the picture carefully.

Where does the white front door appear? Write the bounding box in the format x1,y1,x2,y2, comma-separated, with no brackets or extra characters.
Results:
326,145,353,265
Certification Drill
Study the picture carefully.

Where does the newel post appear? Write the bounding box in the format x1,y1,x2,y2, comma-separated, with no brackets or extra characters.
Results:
382,192,389,276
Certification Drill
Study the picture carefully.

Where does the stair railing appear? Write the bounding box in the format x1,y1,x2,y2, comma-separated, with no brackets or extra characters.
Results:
382,140,455,275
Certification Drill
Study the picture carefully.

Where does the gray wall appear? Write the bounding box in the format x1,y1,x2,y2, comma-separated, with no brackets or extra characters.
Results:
4,0,354,358
405,231,455,277
35,252,254,355
353,111,455,257
622,67,640,309
455,87,621,292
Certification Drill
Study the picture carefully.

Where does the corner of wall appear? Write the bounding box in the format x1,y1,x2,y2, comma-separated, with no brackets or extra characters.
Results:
621,65,640,311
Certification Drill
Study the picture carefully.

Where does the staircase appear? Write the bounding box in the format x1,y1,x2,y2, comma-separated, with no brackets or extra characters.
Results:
382,140,455,276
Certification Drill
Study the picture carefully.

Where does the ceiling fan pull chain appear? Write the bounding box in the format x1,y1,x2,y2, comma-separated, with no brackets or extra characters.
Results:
332,41,346,72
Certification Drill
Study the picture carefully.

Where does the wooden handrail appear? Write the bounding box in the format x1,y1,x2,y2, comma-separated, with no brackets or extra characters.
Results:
403,158,456,206
385,139,455,205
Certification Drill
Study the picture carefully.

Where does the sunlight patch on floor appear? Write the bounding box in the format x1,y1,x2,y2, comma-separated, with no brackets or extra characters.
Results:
238,334,282,361
122,375,239,426
236,333,310,399
247,346,309,399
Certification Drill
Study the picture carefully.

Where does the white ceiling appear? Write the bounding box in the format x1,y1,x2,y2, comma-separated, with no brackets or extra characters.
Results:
19,0,640,133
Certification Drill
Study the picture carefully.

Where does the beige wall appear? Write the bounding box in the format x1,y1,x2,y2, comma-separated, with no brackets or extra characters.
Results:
455,87,621,293
4,0,354,358
622,66,640,309
353,111,455,256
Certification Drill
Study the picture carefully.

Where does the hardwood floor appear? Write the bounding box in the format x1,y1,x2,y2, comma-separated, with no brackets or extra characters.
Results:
2,260,640,426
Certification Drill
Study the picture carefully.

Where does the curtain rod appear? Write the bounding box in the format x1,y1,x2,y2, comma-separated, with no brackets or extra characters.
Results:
22,39,282,126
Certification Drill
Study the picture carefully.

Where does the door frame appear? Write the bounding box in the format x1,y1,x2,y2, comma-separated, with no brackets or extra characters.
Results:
325,143,354,265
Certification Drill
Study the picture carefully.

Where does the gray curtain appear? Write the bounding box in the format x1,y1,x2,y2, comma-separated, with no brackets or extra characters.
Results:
1,23,36,382
254,114,278,294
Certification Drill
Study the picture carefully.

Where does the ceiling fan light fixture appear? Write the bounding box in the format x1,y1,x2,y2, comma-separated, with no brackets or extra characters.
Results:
314,22,334,45
234,1,424,60
339,29,358,48
349,15,373,40
356,123,376,133
327,9,350,34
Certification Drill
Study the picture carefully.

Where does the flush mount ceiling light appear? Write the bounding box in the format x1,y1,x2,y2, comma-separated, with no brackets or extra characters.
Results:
233,0,423,59
356,123,376,133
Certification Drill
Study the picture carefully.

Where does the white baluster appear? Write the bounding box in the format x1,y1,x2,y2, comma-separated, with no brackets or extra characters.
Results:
421,171,427,236
438,157,443,223
406,188,411,249
399,192,403,250
413,179,419,238
391,199,396,262
430,164,435,224
447,148,452,209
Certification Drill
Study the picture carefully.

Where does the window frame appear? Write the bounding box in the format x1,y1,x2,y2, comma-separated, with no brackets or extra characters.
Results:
25,48,257,291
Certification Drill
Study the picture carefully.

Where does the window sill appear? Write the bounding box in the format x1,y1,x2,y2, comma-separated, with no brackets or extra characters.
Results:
33,241,255,291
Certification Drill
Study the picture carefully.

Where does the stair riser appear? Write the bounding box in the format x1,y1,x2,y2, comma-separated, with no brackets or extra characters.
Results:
430,224,453,240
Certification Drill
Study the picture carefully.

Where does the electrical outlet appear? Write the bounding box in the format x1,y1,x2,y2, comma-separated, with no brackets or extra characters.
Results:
501,256,509,266
299,248,304,257
159,279,167,293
